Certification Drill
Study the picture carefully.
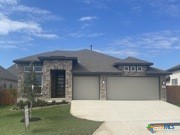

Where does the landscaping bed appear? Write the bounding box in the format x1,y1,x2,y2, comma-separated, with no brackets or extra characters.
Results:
0,105,102,135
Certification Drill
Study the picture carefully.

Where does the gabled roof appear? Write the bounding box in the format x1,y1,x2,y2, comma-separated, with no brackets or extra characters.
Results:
114,57,153,66
7,64,18,77
167,64,180,72
0,66,18,81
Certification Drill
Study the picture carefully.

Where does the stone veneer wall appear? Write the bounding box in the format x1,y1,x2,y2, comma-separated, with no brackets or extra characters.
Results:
42,60,72,101
17,63,26,100
160,76,167,101
100,75,107,100
17,63,43,101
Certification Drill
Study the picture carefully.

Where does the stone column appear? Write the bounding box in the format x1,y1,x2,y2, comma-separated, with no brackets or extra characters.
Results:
160,76,167,101
17,64,25,101
100,75,107,100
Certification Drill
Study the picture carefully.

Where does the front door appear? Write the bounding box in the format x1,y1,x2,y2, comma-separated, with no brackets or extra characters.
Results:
51,70,65,98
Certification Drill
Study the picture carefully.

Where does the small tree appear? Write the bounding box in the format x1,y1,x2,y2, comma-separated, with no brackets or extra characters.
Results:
21,63,39,118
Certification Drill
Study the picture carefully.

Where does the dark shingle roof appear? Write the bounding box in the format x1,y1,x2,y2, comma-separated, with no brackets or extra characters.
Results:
7,64,18,77
13,49,169,75
14,49,121,74
167,64,180,72
0,66,18,81
146,67,171,75
114,57,153,66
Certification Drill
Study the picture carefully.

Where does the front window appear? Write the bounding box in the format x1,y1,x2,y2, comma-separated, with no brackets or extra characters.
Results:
172,78,178,85
137,66,142,71
24,66,30,72
124,66,129,71
36,74,42,86
130,66,136,71
34,66,42,72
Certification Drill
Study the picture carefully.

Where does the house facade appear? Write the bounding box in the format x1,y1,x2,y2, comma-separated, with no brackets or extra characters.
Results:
14,49,170,101
166,64,180,86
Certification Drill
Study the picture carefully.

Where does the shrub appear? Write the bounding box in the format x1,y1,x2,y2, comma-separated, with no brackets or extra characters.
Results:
35,99,47,107
61,100,69,104
52,100,56,105
16,100,25,109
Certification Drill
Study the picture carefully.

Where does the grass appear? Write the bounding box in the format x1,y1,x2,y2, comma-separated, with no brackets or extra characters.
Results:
0,105,102,135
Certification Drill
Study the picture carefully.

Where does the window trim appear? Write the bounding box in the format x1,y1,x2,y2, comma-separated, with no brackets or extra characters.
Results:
130,66,136,71
172,78,178,86
124,66,129,71
24,66,30,72
34,66,43,73
137,66,142,72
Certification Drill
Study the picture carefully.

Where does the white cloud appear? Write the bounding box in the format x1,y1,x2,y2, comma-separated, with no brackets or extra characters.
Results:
113,30,180,50
79,16,97,21
87,33,104,37
96,48,140,57
0,0,17,5
67,30,104,38
96,29,180,58
0,0,59,44
0,17,41,35
32,33,59,39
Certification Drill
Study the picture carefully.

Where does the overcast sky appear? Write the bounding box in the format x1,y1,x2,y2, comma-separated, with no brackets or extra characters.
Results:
0,0,179,69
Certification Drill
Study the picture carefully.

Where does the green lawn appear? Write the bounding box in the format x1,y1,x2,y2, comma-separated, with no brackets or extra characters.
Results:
0,105,102,135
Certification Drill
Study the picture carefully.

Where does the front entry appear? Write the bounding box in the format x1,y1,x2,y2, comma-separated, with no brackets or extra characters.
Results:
51,70,65,98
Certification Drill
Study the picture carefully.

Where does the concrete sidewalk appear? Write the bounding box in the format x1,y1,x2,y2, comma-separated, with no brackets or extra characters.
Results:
71,100,180,135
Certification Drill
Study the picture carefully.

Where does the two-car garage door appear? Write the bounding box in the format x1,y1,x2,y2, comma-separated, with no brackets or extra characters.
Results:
73,76,159,100
107,77,159,100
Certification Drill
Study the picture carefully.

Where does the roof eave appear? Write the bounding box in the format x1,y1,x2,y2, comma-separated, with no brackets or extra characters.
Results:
114,63,153,66
13,60,42,64
73,71,122,75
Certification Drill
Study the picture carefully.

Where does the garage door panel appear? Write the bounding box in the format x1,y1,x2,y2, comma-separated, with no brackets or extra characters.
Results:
107,77,159,100
73,76,99,100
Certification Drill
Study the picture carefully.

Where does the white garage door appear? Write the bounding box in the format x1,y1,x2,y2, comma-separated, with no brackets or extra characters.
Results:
73,76,99,100
107,77,159,100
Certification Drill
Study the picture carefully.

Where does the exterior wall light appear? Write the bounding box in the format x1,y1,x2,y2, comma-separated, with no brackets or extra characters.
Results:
102,80,105,84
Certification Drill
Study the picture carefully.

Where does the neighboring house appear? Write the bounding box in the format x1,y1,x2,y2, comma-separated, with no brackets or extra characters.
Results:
13,49,170,101
166,64,180,86
7,64,18,77
0,66,18,89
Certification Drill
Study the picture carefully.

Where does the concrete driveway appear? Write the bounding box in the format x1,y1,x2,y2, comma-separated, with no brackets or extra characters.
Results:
71,100,180,135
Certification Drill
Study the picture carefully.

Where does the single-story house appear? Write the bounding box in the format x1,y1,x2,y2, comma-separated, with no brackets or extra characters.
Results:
0,66,18,89
13,49,170,101
166,64,180,86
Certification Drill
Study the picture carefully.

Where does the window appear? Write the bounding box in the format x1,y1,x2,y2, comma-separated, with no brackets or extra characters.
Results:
24,66,30,72
24,66,42,73
9,83,12,89
137,66,142,71
124,66,129,71
36,74,43,86
172,78,178,85
130,66,136,71
34,66,42,72
3,83,6,89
